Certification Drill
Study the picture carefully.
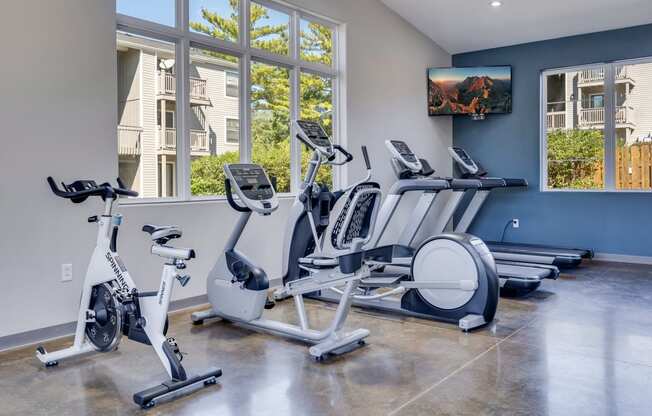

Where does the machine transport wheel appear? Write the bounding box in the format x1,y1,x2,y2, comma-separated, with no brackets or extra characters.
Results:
204,377,217,386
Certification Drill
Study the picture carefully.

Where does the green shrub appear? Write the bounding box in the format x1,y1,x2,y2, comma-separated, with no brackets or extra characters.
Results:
547,129,604,189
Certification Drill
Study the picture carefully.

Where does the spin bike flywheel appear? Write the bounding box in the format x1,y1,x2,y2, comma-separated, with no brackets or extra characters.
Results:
85,283,122,352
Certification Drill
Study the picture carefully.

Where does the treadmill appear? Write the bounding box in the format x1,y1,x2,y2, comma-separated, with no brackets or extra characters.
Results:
449,146,594,269
374,140,559,295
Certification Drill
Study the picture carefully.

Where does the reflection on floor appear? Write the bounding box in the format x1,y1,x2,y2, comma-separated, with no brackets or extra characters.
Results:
1,261,652,415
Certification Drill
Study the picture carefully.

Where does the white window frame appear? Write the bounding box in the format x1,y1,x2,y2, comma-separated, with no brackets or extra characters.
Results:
540,56,652,193
225,70,239,98
117,0,345,204
225,116,240,145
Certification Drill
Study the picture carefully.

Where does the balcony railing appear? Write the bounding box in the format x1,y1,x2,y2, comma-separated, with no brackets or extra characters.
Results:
578,66,631,84
117,126,142,156
579,106,635,127
158,71,208,101
546,111,566,130
159,128,209,152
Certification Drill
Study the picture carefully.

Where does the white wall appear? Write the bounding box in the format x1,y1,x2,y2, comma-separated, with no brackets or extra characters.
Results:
0,0,451,339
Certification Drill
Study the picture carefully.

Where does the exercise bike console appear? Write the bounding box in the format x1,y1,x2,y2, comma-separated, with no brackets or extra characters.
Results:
224,163,279,215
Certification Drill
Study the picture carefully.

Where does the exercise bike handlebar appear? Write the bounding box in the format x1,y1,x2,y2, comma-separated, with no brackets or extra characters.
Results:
224,179,251,213
47,176,138,202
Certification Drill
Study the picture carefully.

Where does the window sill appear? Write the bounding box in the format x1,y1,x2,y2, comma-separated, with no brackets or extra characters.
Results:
541,188,652,194
118,192,297,207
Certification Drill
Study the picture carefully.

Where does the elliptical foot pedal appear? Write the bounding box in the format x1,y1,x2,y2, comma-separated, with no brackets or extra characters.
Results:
133,367,222,409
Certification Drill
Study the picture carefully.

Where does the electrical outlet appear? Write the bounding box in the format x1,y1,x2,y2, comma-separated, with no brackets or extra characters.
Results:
61,264,73,282
512,219,520,229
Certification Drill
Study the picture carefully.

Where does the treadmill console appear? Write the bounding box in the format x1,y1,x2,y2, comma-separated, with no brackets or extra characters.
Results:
224,163,279,214
385,140,423,172
294,120,334,157
448,147,480,175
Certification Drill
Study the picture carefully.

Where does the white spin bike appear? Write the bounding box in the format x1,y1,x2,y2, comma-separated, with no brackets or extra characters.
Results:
36,177,221,408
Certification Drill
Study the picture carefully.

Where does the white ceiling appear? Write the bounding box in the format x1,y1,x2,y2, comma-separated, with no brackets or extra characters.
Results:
381,0,652,54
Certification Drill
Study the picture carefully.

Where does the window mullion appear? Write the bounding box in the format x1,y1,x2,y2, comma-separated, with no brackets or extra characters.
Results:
604,64,616,190
241,54,252,163
289,10,301,192
176,37,191,200
290,66,301,193
241,0,252,163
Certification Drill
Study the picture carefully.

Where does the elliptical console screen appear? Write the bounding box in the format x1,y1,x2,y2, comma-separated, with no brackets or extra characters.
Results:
228,164,274,201
389,140,418,163
296,120,332,149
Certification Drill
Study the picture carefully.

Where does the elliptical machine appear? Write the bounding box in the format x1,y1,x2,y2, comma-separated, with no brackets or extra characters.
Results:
281,121,500,331
192,136,382,360
37,177,221,408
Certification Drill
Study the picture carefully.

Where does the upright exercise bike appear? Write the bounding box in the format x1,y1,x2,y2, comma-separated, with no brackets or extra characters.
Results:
192,135,382,360
36,177,221,408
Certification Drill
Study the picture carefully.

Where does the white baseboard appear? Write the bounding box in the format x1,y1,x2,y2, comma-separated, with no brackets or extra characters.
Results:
593,252,652,265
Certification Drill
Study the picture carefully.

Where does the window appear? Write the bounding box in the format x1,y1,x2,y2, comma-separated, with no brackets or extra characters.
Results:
116,32,177,199
117,0,175,26
300,72,333,186
158,110,176,128
189,48,240,197
542,59,652,192
226,118,239,143
225,71,239,97
117,0,341,201
190,0,239,42
251,61,291,192
300,18,334,66
250,2,290,55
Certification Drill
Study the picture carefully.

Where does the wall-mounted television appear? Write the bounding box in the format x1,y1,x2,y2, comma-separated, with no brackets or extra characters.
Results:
427,66,512,116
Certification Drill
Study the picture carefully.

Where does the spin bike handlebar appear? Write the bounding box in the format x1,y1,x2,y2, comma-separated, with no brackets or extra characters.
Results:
47,176,138,203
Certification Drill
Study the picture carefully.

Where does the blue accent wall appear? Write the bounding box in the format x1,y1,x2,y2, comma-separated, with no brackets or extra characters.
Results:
452,24,652,257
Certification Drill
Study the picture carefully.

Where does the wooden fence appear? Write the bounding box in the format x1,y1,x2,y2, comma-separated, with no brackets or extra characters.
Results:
616,143,652,189
590,143,652,189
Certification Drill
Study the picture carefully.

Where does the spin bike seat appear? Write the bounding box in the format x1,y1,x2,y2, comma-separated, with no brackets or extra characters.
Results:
142,224,182,245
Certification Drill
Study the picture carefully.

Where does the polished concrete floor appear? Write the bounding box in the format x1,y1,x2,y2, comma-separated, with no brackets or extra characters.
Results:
2,261,652,415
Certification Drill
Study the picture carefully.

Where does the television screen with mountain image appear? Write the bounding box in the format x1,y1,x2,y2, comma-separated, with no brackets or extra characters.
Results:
428,66,512,116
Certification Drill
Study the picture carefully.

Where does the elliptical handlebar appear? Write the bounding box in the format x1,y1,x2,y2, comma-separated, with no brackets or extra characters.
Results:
361,146,371,170
47,176,138,203
331,145,353,164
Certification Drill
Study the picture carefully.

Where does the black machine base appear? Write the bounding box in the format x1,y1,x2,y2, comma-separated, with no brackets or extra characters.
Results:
500,279,542,298
133,367,222,409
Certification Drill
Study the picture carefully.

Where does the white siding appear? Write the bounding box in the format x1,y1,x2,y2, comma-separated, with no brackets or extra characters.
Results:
141,49,159,197
627,62,652,142
194,63,240,156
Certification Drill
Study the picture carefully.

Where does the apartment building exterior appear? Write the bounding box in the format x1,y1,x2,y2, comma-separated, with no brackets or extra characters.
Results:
117,32,240,198
546,63,652,144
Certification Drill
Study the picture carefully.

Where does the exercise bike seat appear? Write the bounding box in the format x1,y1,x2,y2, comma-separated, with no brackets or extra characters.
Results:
142,224,182,245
